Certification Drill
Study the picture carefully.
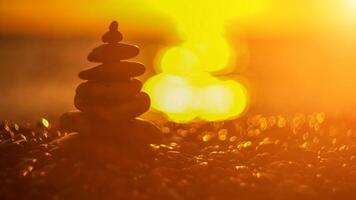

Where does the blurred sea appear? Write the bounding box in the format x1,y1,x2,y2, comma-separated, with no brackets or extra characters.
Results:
1,33,356,123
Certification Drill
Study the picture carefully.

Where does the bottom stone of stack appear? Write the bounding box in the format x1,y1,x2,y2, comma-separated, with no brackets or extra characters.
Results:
58,111,163,161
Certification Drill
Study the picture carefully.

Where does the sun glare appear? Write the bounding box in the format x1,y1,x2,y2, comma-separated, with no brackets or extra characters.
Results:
144,0,261,122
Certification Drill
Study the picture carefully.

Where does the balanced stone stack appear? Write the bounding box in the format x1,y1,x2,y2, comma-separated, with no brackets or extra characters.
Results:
59,21,162,160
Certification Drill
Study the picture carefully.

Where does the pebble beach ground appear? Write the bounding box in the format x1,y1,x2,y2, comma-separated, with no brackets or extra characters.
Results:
1,113,356,200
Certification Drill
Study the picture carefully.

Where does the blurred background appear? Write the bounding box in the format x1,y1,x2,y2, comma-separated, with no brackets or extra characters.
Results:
1,0,356,123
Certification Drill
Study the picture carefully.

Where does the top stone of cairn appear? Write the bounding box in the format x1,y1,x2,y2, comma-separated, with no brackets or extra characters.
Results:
87,21,139,63
102,21,123,43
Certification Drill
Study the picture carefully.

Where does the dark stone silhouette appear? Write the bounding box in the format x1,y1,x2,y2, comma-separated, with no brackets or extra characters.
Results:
59,21,162,161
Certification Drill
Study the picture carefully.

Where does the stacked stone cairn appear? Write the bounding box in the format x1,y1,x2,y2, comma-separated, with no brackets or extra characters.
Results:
59,21,162,161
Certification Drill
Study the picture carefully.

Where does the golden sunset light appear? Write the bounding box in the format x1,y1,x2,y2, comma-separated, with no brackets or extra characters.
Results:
2,1,356,199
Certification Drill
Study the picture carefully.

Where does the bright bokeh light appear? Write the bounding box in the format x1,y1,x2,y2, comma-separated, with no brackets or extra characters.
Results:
144,74,195,113
159,37,232,75
346,0,356,7
144,0,258,122
144,74,248,122
345,0,356,18
160,47,199,75
200,81,248,121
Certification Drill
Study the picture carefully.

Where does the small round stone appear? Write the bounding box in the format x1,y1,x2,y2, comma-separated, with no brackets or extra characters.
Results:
109,21,118,31
256,141,282,154
101,21,122,43
79,62,145,81
87,43,139,63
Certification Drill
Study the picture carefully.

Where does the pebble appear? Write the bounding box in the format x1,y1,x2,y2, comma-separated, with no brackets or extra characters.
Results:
235,165,252,174
179,141,200,154
256,140,282,154
254,172,277,185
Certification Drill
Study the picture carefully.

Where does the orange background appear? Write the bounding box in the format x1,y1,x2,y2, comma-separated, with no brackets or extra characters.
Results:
1,0,356,122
